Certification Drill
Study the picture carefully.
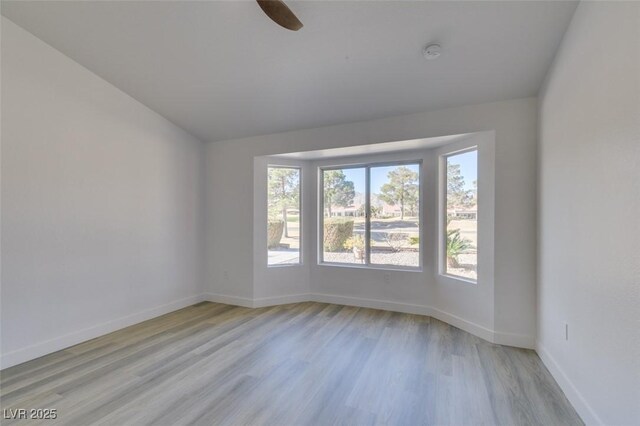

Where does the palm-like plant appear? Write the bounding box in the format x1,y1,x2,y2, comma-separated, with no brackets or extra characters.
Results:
446,228,472,268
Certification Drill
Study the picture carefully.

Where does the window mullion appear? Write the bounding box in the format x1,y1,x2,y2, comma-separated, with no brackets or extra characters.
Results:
365,166,371,265
319,169,324,264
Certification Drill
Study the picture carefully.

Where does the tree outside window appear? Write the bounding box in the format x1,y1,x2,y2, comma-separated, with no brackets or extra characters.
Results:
267,167,300,265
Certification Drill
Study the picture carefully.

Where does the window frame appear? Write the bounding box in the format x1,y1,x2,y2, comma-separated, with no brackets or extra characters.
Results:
439,146,479,283
318,159,423,272
267,164,303,267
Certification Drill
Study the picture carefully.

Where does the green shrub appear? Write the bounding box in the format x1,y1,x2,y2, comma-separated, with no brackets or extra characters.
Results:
384,233,408,252
344,235,365,262
323,218,354,252
267,220,284,249
343,234,365,251
409,236,420,246
446,228,472,267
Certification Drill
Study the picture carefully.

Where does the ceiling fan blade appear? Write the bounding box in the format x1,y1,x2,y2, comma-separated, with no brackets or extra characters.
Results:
256,0,303,31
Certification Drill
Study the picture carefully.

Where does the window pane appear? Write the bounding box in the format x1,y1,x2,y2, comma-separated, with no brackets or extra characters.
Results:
322,168,365,264
268,167,301,265
445,150,477,280
370,164,420,267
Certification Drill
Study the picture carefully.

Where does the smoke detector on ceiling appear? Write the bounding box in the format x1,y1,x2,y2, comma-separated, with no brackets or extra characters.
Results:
423,44,442,60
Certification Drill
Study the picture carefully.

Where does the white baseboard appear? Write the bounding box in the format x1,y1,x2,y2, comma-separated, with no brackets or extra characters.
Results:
427,304,496,344
204,292,254,308
2,291,535,370
310,293,432,316
309,293,535,348
0,294,207,370
205,292,310,308
493,330,536,349
536,343,600,425
202,292,533,349
252,293,310,308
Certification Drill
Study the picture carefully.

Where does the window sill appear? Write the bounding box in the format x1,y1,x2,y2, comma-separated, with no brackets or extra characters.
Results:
439,273,477,285
268,263,303,268
317,262,422,273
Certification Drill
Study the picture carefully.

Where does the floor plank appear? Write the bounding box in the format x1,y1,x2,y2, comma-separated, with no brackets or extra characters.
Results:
0,302,583,425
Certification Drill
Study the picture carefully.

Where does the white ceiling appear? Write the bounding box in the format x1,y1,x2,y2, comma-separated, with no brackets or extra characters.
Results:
2,1,577,143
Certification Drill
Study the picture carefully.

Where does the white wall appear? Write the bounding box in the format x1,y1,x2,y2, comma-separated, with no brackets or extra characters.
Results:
537,2,640,425
206,97,538,347
1,18,206,368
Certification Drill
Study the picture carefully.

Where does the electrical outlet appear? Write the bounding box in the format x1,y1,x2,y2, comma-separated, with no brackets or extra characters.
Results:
383,273,391,285
223,270,229,280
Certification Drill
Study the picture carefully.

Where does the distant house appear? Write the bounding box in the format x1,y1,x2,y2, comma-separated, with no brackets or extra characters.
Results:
447,205,477,220
329,205,360,217
325,191,421,218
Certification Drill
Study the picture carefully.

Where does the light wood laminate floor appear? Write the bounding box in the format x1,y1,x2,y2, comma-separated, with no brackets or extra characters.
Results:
0,302,582,425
